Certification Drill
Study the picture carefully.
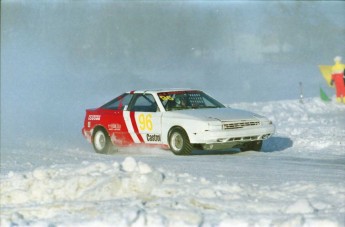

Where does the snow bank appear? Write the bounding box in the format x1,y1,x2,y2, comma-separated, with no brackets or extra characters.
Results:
231,98,345,155
1,157,163,205
1,98,344,226
1,156,344,227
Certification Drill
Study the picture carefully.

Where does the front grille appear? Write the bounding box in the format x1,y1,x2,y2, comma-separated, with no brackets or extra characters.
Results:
222,120,260,130
228,136,259,141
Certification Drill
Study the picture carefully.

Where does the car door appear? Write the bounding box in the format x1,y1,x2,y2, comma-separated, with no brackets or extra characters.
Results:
100,93,134,146
124,93,163,144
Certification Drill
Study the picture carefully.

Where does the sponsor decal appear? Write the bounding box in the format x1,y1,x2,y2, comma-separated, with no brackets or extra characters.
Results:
159,95,174,101
88,115,101,121
109,123,121,131
146,134,161,142
138,114,153,131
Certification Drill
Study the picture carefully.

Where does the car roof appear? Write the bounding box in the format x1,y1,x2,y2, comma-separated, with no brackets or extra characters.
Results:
126,88,200,94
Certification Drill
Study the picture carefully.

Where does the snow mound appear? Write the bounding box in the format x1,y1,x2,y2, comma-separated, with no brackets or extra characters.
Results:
1,158,163,206
1,157,344,226
285,199,316,214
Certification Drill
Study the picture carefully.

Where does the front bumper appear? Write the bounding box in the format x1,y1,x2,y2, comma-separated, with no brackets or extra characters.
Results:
189,124,275,146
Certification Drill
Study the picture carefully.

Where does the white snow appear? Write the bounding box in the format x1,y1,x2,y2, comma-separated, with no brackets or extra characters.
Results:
2,1,345,226
1,97,344,227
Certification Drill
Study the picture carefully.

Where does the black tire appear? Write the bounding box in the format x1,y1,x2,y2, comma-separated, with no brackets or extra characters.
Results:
168,128,192,155
92,128,112,154
241,140,263,152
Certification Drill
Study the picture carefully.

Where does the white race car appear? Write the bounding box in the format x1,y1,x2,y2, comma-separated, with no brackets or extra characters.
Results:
82,89,275,155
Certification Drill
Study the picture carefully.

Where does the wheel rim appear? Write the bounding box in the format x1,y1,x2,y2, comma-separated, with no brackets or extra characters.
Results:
94,131,106,151
171,132,183,152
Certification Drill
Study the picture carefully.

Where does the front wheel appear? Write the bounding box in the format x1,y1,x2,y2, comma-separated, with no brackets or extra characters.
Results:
241,140,263,152
168,128,192,155
92,128,112,154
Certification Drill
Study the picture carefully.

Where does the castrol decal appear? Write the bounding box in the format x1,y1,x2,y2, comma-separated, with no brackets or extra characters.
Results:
147,134,161,142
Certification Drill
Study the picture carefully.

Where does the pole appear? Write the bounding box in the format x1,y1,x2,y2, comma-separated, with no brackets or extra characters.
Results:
299,82,304,104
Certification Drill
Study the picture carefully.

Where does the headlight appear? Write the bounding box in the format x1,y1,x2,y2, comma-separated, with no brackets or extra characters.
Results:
208,121,222,131
261,119,273,125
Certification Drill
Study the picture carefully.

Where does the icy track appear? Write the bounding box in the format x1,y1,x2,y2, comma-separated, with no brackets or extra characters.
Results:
1,98,345,227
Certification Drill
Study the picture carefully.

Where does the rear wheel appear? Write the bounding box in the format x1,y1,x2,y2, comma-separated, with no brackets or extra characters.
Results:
168,128,192,155
241,140,263,152
92,128,112,154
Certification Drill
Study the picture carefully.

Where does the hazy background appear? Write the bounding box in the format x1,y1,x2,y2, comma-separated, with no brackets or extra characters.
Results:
1,1,345,149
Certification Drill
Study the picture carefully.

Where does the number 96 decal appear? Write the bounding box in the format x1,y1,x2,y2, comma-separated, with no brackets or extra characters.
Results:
138,114,153,131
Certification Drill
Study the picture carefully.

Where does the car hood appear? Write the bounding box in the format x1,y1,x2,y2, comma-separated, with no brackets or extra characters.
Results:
166,108,262,122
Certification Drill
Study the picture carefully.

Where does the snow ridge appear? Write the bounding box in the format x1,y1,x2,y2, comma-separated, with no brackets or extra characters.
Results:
1,156,344,227
1,98,345,226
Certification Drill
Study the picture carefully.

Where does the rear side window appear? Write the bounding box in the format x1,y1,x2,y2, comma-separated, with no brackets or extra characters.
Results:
102,93,133,110
129,94,158,112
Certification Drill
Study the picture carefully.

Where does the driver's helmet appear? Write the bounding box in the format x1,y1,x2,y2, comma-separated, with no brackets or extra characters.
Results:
175,97,181,105
175,95,186,106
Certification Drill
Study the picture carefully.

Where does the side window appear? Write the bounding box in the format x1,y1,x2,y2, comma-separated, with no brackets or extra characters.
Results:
102,93,133,110
188,93,205,107
203,97,214,106
130,94,157,112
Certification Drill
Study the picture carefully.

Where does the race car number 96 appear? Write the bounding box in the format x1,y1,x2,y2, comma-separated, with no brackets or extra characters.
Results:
138,114,153,131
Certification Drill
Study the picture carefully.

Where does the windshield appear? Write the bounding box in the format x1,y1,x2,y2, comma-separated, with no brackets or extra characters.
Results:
158,90,225,111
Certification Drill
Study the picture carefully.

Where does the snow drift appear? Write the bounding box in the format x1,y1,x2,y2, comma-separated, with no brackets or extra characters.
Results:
1,156,344,227
1,98,344,227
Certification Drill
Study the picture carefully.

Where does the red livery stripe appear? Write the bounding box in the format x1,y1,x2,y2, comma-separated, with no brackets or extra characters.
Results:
130,111,145,143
